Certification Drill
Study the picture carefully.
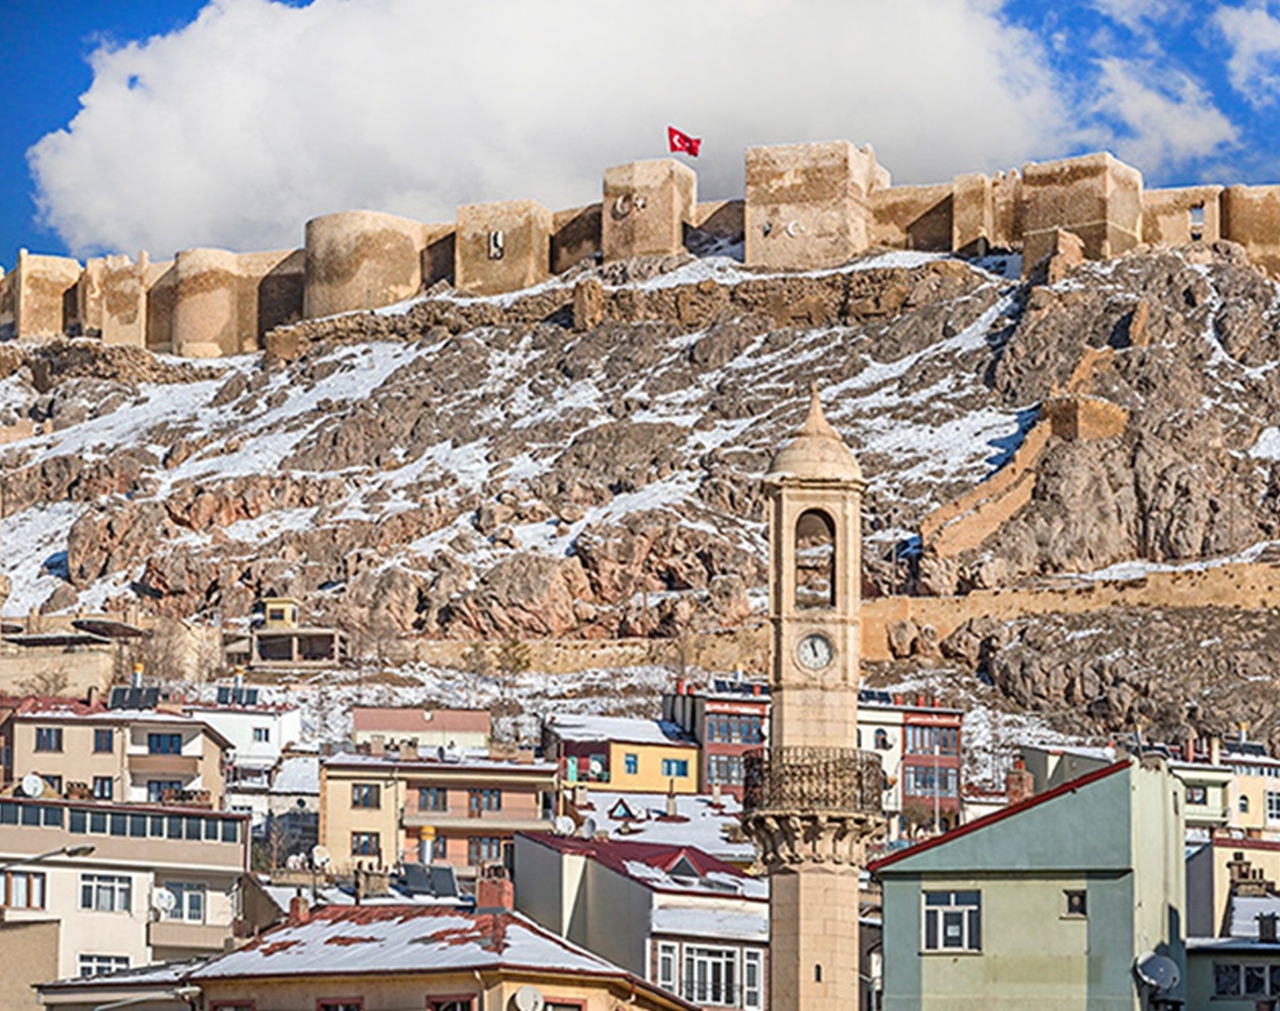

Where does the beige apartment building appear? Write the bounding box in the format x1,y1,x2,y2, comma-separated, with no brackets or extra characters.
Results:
0,794,247,1010
2,695,230,808
319,750,557,875
351,706,491,751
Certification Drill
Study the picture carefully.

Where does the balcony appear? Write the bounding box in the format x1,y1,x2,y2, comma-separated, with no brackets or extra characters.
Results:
127,753,199,777
743,747,883,816
147,918,231,952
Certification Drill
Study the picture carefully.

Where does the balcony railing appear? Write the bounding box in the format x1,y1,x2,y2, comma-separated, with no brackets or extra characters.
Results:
743,747,883,815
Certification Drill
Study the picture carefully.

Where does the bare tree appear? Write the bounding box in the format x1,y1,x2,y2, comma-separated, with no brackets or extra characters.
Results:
493,638,531,744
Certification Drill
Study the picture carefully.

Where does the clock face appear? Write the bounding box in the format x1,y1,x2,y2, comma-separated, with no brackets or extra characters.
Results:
796,632,835,671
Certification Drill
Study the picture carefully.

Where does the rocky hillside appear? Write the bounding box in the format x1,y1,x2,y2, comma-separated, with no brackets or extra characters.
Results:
4,242,1280,744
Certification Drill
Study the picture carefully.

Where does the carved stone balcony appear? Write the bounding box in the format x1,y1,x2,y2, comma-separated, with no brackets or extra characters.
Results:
742,747,884,866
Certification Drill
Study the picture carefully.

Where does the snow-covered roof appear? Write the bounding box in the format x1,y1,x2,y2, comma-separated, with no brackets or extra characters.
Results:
1230,894,1280,939
256,882,462,910
651,906,767,942
548,715,695,748
572,790,755,863
271,755,320,795
40,957,206,991
189,905,681,991
322,751,556,774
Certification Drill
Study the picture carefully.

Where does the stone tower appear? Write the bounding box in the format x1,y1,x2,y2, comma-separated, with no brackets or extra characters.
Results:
743,388,882,1011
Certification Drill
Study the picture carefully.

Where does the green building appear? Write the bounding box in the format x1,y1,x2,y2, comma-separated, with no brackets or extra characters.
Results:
872,756,1186,1009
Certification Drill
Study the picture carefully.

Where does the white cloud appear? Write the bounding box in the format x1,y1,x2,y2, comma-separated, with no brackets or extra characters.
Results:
27,0,1075,259
1090,57,1238,170
1091,0,1182,30
1215,4,1280,108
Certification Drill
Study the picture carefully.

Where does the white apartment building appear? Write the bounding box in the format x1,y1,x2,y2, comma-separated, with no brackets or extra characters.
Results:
0,795,247,1010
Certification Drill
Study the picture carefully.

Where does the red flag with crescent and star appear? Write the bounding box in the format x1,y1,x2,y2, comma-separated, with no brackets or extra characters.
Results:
668,126,701,157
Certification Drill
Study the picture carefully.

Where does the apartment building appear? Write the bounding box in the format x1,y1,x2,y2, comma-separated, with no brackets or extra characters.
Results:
352,706,491,751
663,679,768,800
543,715,699,794
0,795,247,1010
515,833,769,1011
3,695,230,808
319,749,557,875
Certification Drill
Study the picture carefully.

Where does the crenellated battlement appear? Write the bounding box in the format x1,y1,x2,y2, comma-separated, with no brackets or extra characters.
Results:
5,141,1280,357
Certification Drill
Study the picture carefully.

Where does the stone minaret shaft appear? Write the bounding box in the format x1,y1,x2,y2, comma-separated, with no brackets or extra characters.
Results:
743,389,882,1011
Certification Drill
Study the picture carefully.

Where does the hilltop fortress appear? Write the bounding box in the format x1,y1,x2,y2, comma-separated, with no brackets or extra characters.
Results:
4,140,1280,357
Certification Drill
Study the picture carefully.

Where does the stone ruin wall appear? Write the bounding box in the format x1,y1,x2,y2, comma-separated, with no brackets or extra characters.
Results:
8,142,1280,357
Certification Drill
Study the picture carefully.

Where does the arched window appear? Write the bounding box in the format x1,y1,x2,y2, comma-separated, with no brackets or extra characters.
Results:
875,728,890,750
795,509,835,609
1240,796,1250,814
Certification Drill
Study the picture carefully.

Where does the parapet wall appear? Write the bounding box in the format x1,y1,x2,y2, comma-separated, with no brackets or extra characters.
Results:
11,143,1280,356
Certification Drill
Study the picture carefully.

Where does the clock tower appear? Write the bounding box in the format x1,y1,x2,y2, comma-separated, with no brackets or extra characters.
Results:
743,387,882,1011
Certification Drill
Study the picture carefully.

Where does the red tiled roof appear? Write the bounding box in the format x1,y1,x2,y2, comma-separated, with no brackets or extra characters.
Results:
868,759,1131,873
352,707,491,734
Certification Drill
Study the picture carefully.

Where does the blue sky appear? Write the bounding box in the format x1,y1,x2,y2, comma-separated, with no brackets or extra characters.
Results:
5,0,1280,263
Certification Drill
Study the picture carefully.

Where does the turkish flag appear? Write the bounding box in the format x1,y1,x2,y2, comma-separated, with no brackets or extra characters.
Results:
668,126,701,157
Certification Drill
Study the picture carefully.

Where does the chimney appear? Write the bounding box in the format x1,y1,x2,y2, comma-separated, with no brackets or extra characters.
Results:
711,781,722,807
1210,737,1222,766
476,863,514,910
1260,912,1279,944
131,662,144,689
1186,734,1196,764
1005,757,1035,806
676,678,686,696
1240,722,1251,744
666,780,678,818
572,782,588,807
893,694,903,706
288,890,310,926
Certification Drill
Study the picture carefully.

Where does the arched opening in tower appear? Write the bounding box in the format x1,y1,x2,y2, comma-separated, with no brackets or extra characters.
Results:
794,509,835,609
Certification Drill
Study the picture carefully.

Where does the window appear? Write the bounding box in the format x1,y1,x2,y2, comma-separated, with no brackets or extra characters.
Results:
657,941,678,992
874,728,891,750
420,787,448,812
252,727,270,743
148,780,182,803
624,753,639,775
34,727,63,752
683,946,738,1006
905,726,959,756
1241,796,1251,814
351,832,380,857
1063,890,1087,917
468,836,503,864
164,882,206,922
428,1001,473,1011
81,874,132,913
148,733,182,755
903,766,958,798
1213,962,1280,997
923,891,981,951
662,758,689,778
1265,791,1280,824
42,775,62,794
707,754,745,786
743,950,763,1010
420,835,448,862
351,784,381,809
1190,202,1206,241
92,776,113,800
93,728,113,753
318,1001,362,1011
468,789,501,815
79,954,129,977
794,508,835,609
3,871,45,909
1186,785,1208,805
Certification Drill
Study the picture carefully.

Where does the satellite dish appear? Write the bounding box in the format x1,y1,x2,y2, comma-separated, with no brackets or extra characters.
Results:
1134,952,1180,992
579,817,598,839
588,758,603,777
512,985,545,1011
553,816,574,836
152,887,177,914
311,844,332,869
21,773,44,798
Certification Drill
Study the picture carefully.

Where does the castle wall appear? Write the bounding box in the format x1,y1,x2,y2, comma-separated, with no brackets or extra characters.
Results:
1021,152,1142,273
551,204,601,275
144,259,177,352
694,199,745,240
171,247,243,358
0,269,15,338
991,170,1023,250
422,223,456,288
303,210,427,319
455,199,553,296
239,248,305,341
870,182,953,251
745,141,885,269
1143,185,1223,247
13,251,82,338
601,159,696,262
79,253,148,347
952,173,993,256
1222,184,1280,277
